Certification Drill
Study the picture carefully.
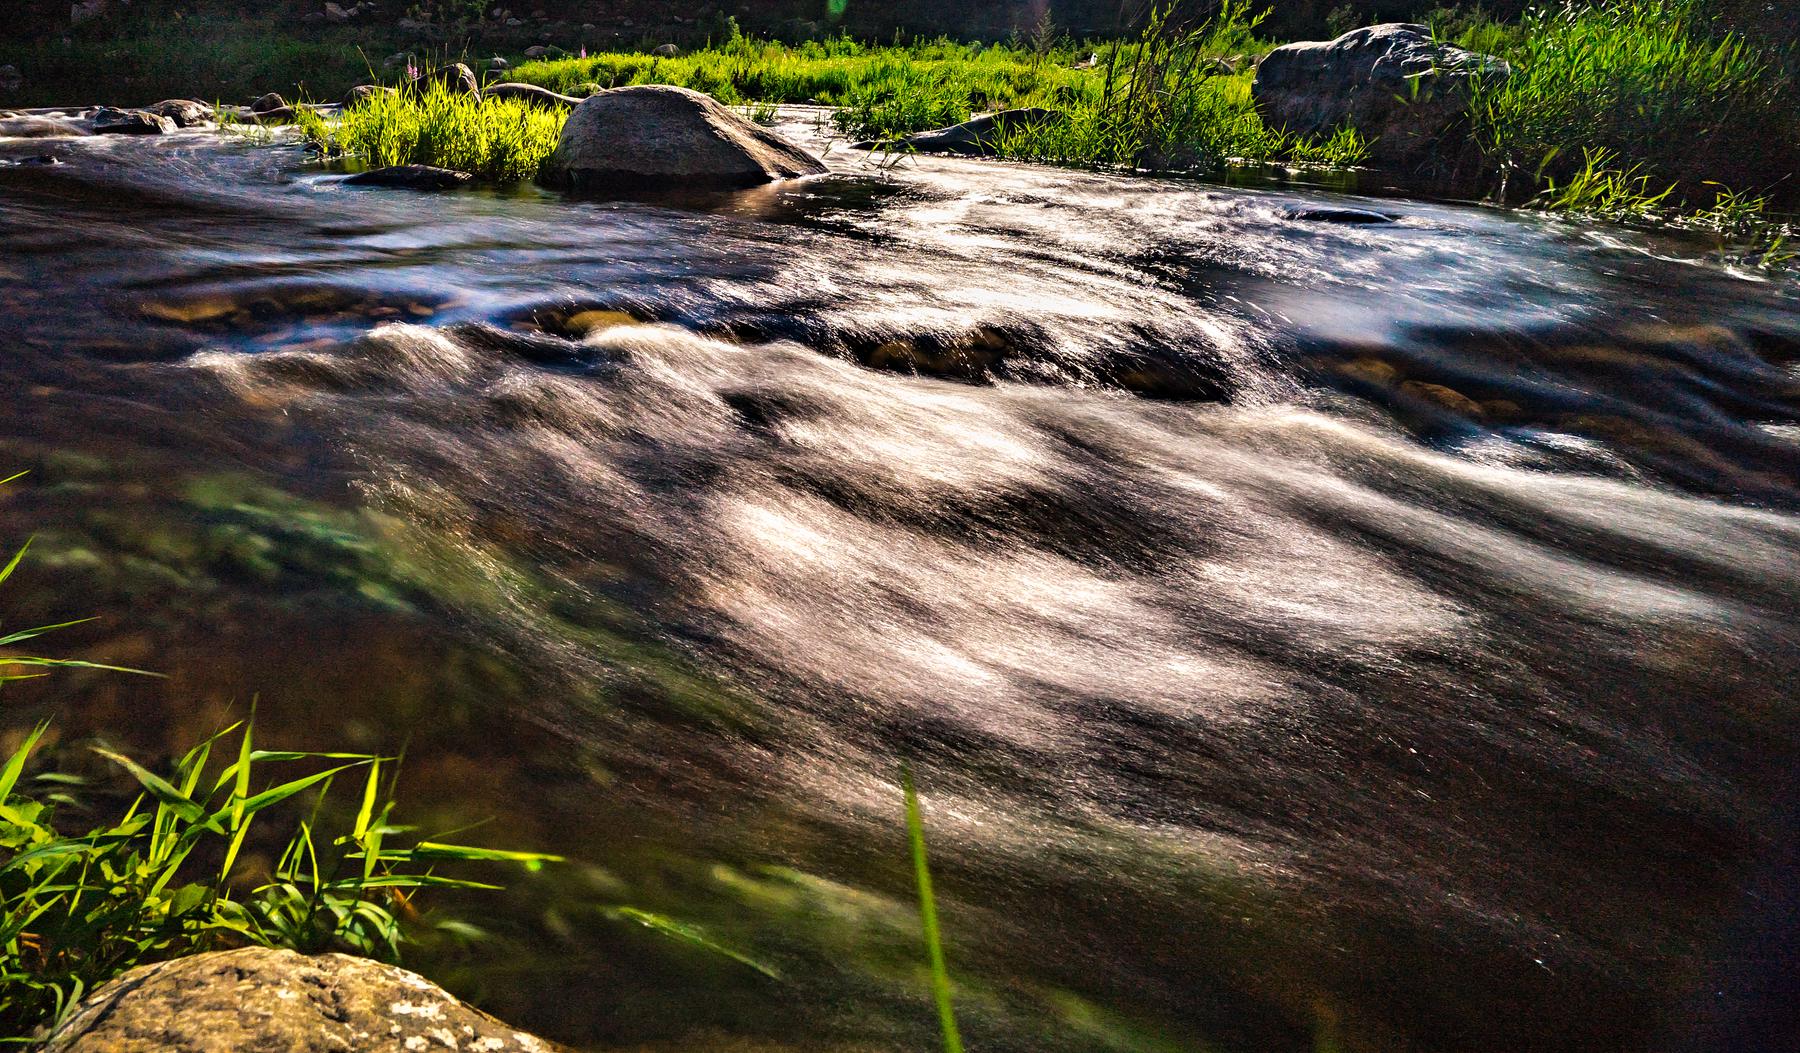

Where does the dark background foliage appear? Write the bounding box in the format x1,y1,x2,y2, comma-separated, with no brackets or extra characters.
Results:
6,0,1795,43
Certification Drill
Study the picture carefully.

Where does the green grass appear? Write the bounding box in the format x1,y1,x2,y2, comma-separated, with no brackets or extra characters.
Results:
0,717,562,1039
0,487,559,1038
513,33,1108,140
985,3,1366,175
300,84,566,184
902,766,963,1053
1466,0,1796,203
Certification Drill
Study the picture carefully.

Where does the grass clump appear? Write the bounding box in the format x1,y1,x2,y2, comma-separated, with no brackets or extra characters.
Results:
0,719,560,1039
1468,0,1796,203
988,3,1365,175
302,84,565,184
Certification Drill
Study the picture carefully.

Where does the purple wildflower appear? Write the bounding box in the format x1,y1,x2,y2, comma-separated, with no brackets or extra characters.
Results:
407,63,420,81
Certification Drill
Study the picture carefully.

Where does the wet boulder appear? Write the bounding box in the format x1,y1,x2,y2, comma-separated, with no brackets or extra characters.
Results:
652,43,680,57
483,82,583,108
1252,23,1507,168
861,108,1063,156
145,99,213,128
38,946,563,1053
342,164,474,190
91,107,176,135
250,92,286,114
543,84,827,190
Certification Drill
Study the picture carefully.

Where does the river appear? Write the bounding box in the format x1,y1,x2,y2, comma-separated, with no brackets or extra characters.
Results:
2,113,1797,1052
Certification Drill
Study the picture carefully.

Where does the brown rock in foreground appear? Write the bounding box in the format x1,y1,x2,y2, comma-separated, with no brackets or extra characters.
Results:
39,946,564,1053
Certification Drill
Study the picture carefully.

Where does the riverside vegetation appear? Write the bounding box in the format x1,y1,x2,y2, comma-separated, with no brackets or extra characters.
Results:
0,713,564,1040
268,0,1797,260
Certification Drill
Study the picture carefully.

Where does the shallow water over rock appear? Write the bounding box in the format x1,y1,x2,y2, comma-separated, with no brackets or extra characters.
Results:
2,116,1797,1053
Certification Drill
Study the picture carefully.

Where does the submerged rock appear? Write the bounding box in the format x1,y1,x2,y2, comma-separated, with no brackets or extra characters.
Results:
0,115,89,138
1284,205,1399,224
39,947,563,1052
544,84,826,190
343,165,474,190
483,82,583,108
862,107,1063,156
91,107,175,135
145,99,213,128
1253,24,1507,168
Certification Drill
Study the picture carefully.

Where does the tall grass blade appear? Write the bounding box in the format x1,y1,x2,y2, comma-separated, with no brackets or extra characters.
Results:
903,764,964,1053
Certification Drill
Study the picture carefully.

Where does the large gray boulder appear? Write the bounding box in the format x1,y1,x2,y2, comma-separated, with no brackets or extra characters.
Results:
38,947,563,1053
544,84,827,190
1252,23,1508,167
861,107,1063,156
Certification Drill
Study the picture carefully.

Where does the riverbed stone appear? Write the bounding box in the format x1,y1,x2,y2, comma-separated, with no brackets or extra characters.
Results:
544,84,827,190
862,107,1063,156
91,107,175,135
1252,23,1508,168
342,83,400,108
146,99,214,128
250,92,287,114
1284,205,1399,224
38,946,563,1053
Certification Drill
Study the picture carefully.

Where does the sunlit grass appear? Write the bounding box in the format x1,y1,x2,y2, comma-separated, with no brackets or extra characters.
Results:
510,20,1272,142
301,85,566,184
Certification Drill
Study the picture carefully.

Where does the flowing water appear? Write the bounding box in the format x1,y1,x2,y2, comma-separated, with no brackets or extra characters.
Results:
3,115,1798,1052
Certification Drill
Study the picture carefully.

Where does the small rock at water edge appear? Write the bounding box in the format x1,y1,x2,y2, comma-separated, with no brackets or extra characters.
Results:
145,99,213,128
38,946,563,1053
91,107,175,135
1284,206,1399,224
342,165,475,191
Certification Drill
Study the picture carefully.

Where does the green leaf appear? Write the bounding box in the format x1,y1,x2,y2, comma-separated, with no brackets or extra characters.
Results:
411,841,564,865
609,907,782,980
0,723,47,801
236,763,365,817
91,748,206,824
